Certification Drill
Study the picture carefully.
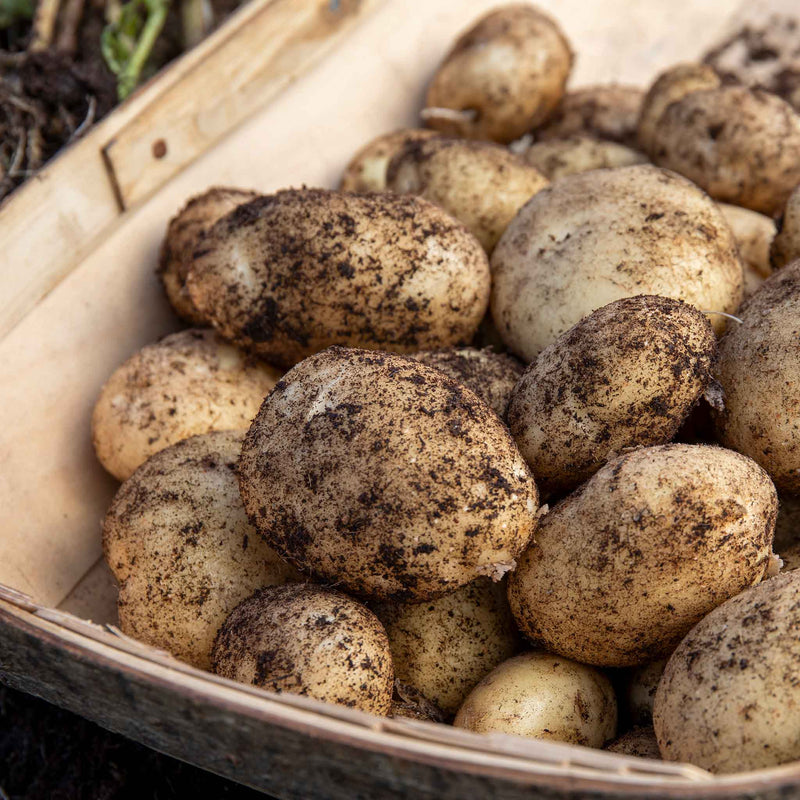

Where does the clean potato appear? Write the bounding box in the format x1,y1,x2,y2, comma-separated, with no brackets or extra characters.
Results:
491,165,743,362
158,187,259,324
507,296,716,495
423,5,572,143
508,444,777,667
386,138,549,252
374,578,519,716
654,571,800,772
187,189,490,368
340,129,440,193
714,261,800,493
238,347,539,602
718,203,775,295
110,432,298,669
522,136,646,181
770,184,800,268
453,652,617,747
92,329,280,481
212,584,394,715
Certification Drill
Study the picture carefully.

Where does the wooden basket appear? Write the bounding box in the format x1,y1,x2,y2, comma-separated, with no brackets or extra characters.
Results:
1,0,798,796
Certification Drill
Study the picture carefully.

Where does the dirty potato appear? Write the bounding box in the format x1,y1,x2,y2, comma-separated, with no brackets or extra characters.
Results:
621,660,668,727
92,329,280,481
718,203,775,295
605,727,661,759
774,494,800,571
238,347,538,602
508,445,777,667
522,136,646,181
187,189,490,368
770,184,800,268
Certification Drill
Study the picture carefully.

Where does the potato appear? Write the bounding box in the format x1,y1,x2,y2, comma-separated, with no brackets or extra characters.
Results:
774,494,800,571
339,129,440,193
92,329,280,481
491,165,743,362
158,187,259,324
411,347,524,417
374,578,519,717
508,444,777,667
533,85,644,148
507,296,716,495
637,64,720,156
522,136,646,181
110,432,298,669
654,570,800,772
453,652,617,747
238,347,538,602
386,138,548,252
718,203,775,295
714,262,800,493
605,727,660,759
212,584,394,715
770,185,800,269
391,682,446,723
187,189,490,368
621,660,667,727
423,5,572,143
647,85,800,216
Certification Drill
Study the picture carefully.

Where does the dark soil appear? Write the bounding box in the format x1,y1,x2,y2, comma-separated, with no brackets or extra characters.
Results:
0,683,270,800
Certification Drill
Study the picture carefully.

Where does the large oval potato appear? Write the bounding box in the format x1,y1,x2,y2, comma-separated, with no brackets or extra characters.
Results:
386,138,549,252
508,444,777,667
239,347,538,602
423,5,572,143
110,432,298,669
714,262,800,493
187,189,490,368
522,136,646,182
92,329,280,481
507,296,716,495
654,571,800,772
491,165,743,361
453,652,617,747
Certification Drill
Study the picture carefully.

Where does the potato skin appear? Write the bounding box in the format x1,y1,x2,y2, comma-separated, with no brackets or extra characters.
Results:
339,129,440,193
386,138,548,252
187,189,490,368
621,660,667,727
605,726,660,759
714,262,800,493
158,187,259,324
774,494,800,571
522,136,646,181
718,203,775,295
453,652,617,747
411,347,524,417
212,584,394,715
508,444,777,667
507,296,716,495
238,347,538,602
490,165,743,362
374,578,520,716
92,329,280,481
424,5,572,143
654,571,800,772
770,185,800,269
649,85,800,216
110,432,298,669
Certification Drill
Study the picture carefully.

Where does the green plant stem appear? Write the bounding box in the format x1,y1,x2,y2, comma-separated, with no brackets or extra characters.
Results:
117,0,167,99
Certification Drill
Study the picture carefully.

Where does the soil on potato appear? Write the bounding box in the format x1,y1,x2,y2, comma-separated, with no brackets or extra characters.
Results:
0,683,270,799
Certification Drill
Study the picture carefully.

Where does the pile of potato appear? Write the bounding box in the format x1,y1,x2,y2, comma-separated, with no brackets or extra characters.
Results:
92,3,800,777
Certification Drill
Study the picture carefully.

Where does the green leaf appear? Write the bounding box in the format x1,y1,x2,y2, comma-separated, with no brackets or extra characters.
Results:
0,0,34,30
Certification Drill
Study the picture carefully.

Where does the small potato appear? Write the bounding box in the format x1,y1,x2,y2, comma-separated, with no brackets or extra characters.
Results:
533,85,644,148
770,185,800,269
718,203,776,295
522,136,646,181
212,584,394,715
386,138,549,252
714,262,800,493
411,347,524,417
158,187,259,324
391,682,447,723
423,5,572,143
647,85,800,216
508,445,777,667
92,329,280,481
374,578,520,717
454,652,617,747
507,296,716,495
339,129,440,193
605,727,660,759
110,432,298,669
774,494,800,571
238,347,538,602
637,64,720,155
654,570,800,772
621,660,667,727
187,189,490,368
491,165,743,362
